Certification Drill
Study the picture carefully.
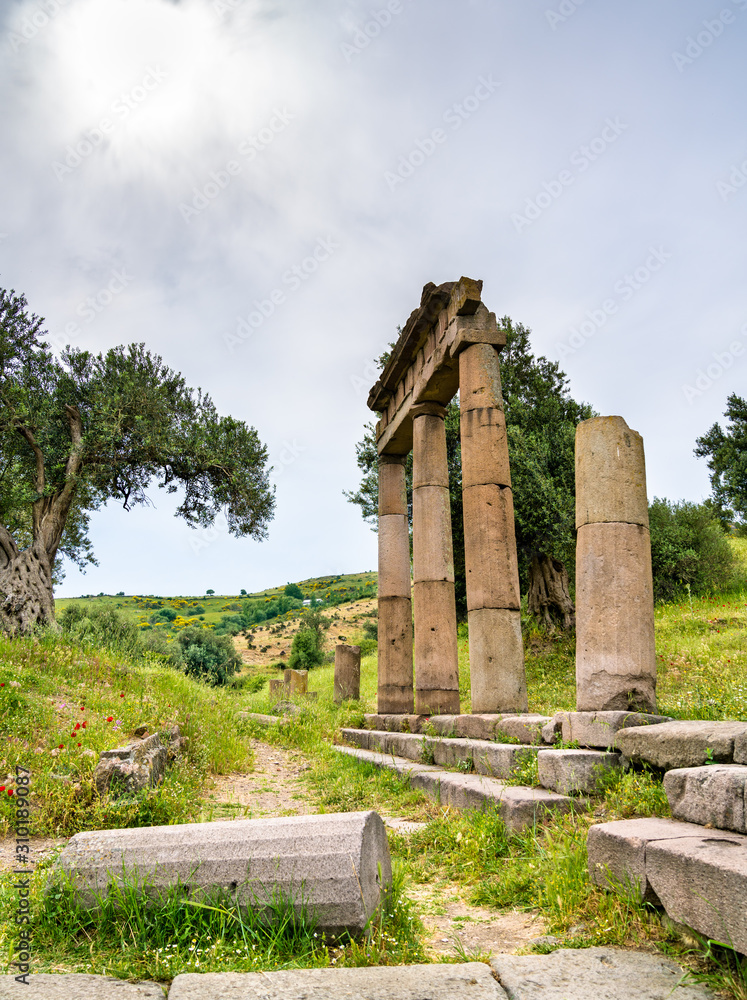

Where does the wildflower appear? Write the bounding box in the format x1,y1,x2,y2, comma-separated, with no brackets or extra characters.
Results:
120,693,125,698
7,789,13,796
58,744,64,749
82,721,87,728
0,786,5,792
107,717,114,722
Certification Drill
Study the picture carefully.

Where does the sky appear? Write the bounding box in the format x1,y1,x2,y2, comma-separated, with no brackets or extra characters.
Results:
1,0,745,597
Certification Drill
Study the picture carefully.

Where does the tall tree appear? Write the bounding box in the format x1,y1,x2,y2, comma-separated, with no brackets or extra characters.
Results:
345,318,593,628
0,288,275,634
695,393,747,526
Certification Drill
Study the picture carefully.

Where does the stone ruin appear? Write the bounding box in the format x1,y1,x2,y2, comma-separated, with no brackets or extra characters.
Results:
367,277,657,717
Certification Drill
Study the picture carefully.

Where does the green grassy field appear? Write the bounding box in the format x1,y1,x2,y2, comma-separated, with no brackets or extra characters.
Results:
1,549,746,993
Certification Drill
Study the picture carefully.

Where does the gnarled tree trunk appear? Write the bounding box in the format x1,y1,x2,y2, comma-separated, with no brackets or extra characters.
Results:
0,539,56,634
527,552,575,630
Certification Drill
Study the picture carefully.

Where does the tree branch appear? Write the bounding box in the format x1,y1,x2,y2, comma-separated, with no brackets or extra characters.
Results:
14,423,45,494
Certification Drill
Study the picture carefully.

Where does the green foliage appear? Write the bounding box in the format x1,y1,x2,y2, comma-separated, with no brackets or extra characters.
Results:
173,626,241,685
649,498,737,601
695,393,747,526
284,582,304,600
59,603,143,657
289,630,324,670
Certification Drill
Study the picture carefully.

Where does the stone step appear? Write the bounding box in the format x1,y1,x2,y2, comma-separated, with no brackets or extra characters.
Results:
364,712,554,743
0,975,163,997
615,719,747,770
342,728,540,780
334,745,582,832
664,763,747,834
550,710,672,749
53,811,390,937
587,817,747,953
168,963,504,999
537,748,623,795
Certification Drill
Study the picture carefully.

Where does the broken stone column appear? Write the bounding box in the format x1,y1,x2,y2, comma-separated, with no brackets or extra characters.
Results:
54,811,392,937
377,454,414,713
334,644,361,703
459,342,527,713
283,669,308,696
268,678,284,697
575,416,656,712
411,402,459,715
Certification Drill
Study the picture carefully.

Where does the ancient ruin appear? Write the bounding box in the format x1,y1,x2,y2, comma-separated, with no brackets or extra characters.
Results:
368,278,526,715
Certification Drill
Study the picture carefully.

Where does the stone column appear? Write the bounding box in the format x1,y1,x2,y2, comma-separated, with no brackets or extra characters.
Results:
334,644,361,703
412,402,460,714
284,668,308,696
575,415,656,712
377,454,414,713
459,343,527,713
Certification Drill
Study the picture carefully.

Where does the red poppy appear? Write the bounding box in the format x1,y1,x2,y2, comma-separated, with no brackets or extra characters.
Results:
107,716,114,722
120,693,125,698
80,706,85,711
7,789,13,796
58,744,64,749
0,786,5,792
77,743,81,747
82,721,86,728
75,723,80,730
0,683,4,688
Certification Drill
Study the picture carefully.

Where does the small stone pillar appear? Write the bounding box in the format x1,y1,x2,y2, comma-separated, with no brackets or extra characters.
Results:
334,644,361,703
575,416,656,712
268,678,284,697
459,343,527,712
377,454,414,713
284,668,308,696
412,402,460,714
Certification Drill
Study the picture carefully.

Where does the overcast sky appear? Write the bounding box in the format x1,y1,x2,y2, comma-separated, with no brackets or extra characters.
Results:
1,0,745,597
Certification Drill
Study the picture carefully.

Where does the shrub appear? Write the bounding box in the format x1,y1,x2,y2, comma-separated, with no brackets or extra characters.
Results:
59,604,142,657
284,583,304,600
172,627,241,686
649,498,737,602
288,629,324,670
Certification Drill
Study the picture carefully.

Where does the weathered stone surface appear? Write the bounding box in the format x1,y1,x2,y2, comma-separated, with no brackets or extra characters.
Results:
647,833,747,954
376,596,414,715
0,976,163,998
413,580,459,715
94,733,168,797
473,743,539,780
334,644,361,703
491,946,716,1000
238,712,279,727
616,720,747,769
468,608,527,714
664,764,747,834
283,668,307,695
272,700,301,717
557,710,672,749
423,714,459,735
460,408,511,489
377,454,408,515
268,678,283,697
412,407,450,488
377,514,411,597
463,486,521,612
459,341,504,413
54,812,391,936
334,746,581,832
538,749,622,795
169,963,506,1000
575,416,649,528
496,715,551,745
587,817,743,904
576,520,656,713
412,487,455,582
455,713,504,740
736,729,747,764
541,716,562,745
364,713,424,733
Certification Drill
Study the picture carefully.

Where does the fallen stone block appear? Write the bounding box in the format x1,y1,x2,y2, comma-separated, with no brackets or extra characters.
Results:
473,743,539,780
647,832,747,954
491,946,716,1000
53,811,391,937
0,975,163,998
538,748,623,795
495,714,551,745
94,732,169,797
168,963,507,999
615,719,747,769
587,817,744,904
238,712,280,728
665,764,747,834
556,710,672,749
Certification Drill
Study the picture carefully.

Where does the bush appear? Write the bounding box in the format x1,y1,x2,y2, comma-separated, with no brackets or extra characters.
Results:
284,583,304,600
59,604,143,657
288,629,324,670
172,627,241,686
649,498,737,602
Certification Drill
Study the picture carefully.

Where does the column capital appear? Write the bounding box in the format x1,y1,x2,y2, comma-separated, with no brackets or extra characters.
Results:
411,401,447,420
378,453,409,467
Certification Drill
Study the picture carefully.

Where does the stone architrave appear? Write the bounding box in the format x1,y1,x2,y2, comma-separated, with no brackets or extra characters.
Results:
575,416,656,713
459,341,526,712
377,454,414,713
412,402,460,715
334,644,361,703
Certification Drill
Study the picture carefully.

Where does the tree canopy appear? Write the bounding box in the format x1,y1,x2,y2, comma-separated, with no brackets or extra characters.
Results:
345,317,593,627
695,393,747,527
0,287,275,633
